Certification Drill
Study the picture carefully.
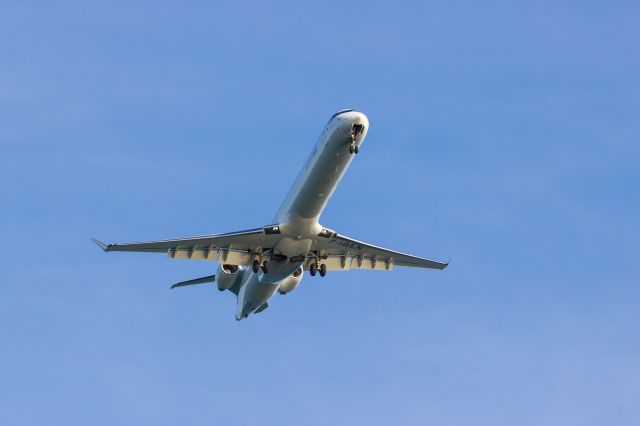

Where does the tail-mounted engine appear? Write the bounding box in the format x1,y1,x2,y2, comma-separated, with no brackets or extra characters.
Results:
278,265,304,294
216,264,240,291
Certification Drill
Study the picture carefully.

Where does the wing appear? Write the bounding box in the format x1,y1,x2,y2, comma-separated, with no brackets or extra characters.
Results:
92,225,283,266
307,229,448,271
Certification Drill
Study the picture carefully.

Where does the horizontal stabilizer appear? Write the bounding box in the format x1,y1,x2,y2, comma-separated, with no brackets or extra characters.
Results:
170,275,215,289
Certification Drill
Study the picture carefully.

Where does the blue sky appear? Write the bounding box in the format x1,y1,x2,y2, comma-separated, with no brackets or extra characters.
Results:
1,1,638,425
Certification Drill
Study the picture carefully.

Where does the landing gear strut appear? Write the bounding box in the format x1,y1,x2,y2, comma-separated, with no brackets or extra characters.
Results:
349,141,359,154
349,138,359,154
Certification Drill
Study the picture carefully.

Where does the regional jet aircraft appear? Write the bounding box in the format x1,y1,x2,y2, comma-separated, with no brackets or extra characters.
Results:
93,110,448,320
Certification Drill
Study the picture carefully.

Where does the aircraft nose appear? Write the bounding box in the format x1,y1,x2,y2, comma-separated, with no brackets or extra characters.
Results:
344,111,369,143
352,111,369,130
329,110,369,142
331,109,368,126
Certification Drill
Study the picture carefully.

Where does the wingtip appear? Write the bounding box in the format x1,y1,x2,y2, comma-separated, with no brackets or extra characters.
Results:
91,237,109,251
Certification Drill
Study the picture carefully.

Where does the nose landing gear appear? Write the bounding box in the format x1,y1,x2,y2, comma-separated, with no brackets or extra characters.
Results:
349,123,364,154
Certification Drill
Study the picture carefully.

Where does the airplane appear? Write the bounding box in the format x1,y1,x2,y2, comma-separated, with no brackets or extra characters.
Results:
92,109,448,320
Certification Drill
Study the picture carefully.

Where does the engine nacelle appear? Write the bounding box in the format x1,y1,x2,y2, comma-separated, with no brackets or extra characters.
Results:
278,266,303,294
216,264,240,291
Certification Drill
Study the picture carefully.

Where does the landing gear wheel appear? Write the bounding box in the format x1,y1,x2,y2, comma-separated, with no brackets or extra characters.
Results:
261,261,269,273
252,259,260,273
354,145,359,154
349,145,354,154
319,263,327,277
310,262,317,276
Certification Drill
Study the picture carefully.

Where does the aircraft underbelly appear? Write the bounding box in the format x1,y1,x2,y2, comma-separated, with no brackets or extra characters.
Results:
273,236,312,258
286,141,352,218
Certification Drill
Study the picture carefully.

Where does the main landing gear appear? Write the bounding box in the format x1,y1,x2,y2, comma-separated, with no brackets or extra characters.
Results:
252,259,269,274
309,262,327,277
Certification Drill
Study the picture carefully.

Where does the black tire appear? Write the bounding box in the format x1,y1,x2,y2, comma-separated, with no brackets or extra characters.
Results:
349,145,354,154
354,145,359,154
252,259,260,273
310,263,317,276
261,261,269,273
319,263,327,277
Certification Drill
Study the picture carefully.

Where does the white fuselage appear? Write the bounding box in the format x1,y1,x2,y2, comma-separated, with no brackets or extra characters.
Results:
234,110,369,320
